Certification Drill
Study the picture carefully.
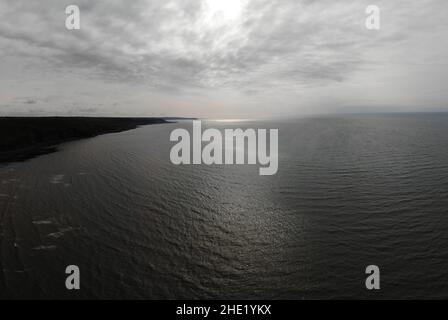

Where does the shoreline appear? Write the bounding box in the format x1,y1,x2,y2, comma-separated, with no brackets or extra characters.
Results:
0,117,169,164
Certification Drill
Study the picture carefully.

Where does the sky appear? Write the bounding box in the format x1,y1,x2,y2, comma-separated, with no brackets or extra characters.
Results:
0,0,447,118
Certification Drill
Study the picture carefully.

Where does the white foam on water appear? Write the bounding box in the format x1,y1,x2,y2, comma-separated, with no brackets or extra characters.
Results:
32,245,57,251
50,174,65,184
32,220,53,225
46,227,74,239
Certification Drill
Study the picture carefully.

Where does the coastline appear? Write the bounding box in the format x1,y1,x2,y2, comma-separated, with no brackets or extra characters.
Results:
0,117,169,163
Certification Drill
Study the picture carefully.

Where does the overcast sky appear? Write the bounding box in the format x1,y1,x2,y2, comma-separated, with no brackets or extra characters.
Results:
0,0,447,118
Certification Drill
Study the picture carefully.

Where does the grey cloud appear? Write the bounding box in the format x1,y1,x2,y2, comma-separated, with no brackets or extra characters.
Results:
0,0,372,89
0,0,447,116
24,99,37,104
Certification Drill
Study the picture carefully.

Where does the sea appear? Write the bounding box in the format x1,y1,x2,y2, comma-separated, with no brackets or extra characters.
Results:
1,113,448,299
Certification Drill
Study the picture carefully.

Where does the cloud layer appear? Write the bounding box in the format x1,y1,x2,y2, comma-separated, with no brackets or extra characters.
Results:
1,0,447,117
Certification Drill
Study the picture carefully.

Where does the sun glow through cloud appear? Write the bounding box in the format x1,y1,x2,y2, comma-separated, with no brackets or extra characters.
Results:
203,0,245,26
206,0,244,20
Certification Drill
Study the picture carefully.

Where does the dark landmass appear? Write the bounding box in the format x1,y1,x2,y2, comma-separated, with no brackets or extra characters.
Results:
0,117,168,163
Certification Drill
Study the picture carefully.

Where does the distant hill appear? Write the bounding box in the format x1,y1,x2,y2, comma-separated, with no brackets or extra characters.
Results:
0,117,168,163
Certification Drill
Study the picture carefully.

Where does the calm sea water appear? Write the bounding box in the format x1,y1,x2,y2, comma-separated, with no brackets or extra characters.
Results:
1,114,448,299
